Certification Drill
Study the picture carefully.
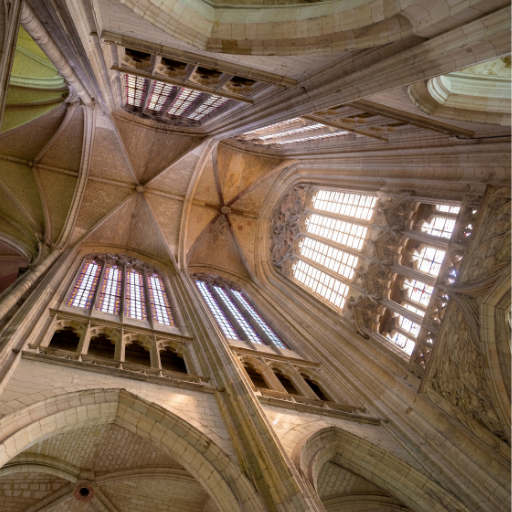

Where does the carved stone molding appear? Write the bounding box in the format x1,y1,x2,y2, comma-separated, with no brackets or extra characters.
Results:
269,186,309,270
378,192,416,232
190,272,242,292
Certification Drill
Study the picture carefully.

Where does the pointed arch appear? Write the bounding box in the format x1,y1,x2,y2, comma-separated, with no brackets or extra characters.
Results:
293,426,474,512
0,388,265,512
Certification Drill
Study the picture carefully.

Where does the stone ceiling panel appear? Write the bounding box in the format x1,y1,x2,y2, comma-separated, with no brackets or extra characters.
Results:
229,172,278,214
148,143,208,197
39,107,84,172
127,194,173,263
216,144,284,205
0,472,69,512
0,104,66,160
51,500,96,512
0,160,44,234
100,477,208,512
230,214,257,274
188,215,250,279
115,117,200,184
85,193,137,247
145,192,183,257
74,181,135,235
94,424,181,472
89,125,136,184
190,154,220,206
36,168,77,243
185,204,220,256
0,184,36,238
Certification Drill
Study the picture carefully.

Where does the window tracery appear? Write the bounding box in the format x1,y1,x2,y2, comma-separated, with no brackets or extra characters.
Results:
67,255,175,328
193,274,288,352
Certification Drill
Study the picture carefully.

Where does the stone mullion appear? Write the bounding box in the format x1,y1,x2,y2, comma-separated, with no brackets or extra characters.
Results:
295,255,365,295
158,86,181,117
149,333,160,369
182,93,208,118
77,321,92,355
285,362,319,399
257,358,289,393
210,284,255,348
402,229,454,251
227,289,279,353
89,261,107,316
297,232,371,262
304,208,374,228
389,264,437,287
141,78,154,113
120,263,128,323
381,298,425,327
142,269,155,330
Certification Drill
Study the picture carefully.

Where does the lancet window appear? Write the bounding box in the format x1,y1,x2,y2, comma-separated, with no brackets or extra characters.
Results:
68,255,174,328
193,274,288,351
241,118,348,145
123,73,233,125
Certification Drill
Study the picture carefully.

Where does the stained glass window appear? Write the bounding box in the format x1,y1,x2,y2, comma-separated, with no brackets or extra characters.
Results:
196,281,240,340
126,269,147,320
147,274,174,326
299,237,358,280
188,95,229,120
306,214,367,250
68,260,102,308
413,246,446,277
404,279,433,307
403,303,425,316
97,265,122,315
312,191,377,221
388,331,415,355
125,74,146,107
147,81,175,112
293,259,349,309
421,216,456,239
215,287,265,345
436,205,460,214
232,290,287,349
167,88,202,117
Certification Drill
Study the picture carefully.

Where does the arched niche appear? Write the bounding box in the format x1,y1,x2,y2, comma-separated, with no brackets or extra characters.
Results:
293,426,474,512
0,239,30,295
0,389,265,512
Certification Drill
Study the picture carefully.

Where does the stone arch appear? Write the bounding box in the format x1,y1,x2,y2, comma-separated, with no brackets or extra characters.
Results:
293,426,472,512
480,266,511,443
0,388,265,512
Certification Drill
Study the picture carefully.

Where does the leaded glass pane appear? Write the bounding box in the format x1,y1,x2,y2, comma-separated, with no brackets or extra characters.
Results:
231,290,287,349
299,237,358,280
97,265,122,315
125,74,146,107
147,274,174,326
68,260,102,309
421,216,456,239
292,259,349,309
126,269,147,320
167,88,202,117
404,279,433,307
215,287,265,345
196,281,240,340
387,331,415,355
188,95,229,120
436,205,460,214
306,214,367,250
312,190,377,221
413,246,446,276
147,81,176,112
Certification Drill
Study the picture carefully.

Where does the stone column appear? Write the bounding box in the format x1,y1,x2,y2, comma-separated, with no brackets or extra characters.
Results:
0,249,62,323
0,0,22,129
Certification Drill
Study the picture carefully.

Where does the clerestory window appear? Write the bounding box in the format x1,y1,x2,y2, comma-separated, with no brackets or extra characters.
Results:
288,189,377,311
68,256,174,327
194,275,288,351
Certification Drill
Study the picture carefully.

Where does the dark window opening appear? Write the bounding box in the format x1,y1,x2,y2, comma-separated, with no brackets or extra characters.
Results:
124,342,151,367
160,348,187,374
274,371,301,395
49,328,80,352
125,48,151,64
302,376,330,401
88,335,115,359
244,365,270,389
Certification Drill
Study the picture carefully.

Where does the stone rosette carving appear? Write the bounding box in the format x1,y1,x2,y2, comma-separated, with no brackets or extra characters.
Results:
269,186,309,270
